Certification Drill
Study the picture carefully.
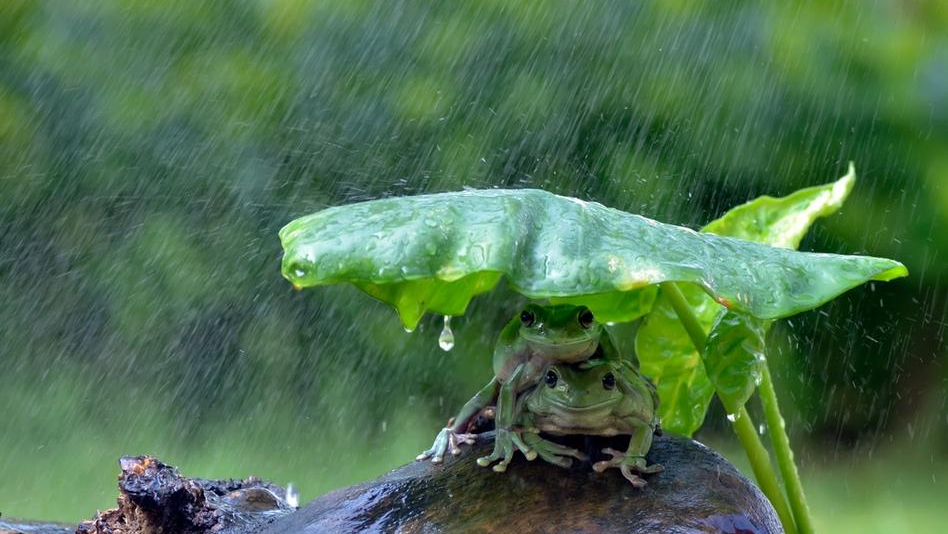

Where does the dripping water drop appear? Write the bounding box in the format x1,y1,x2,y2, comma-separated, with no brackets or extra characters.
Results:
439,315,455,351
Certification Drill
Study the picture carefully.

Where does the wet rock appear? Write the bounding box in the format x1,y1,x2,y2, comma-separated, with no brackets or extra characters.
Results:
75,456,295,534
261,432,782,534
0,519,72,534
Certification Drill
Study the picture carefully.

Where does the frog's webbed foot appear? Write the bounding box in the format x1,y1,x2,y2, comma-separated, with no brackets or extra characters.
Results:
521,432,589,468
475,428,536,472
416,427,478,464
592,447,663,488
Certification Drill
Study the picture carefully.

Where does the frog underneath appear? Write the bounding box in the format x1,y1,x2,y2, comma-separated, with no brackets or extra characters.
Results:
416,304,629,472
516,359,663,487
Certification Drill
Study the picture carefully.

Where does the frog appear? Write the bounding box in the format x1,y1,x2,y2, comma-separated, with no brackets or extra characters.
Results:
416,303,626,471
516,358,663,487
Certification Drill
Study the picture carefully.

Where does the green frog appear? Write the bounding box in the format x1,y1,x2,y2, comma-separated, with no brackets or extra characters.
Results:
516,358,663,487
416,304,625,471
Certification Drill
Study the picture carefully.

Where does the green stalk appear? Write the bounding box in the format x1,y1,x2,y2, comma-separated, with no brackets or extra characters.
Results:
659,282,798,534
659,282,709,349
725,404,797,534
759,365,815,534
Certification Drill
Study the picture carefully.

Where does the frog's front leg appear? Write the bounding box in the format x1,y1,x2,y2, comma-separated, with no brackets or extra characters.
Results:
417,378,499,463
592,421,663,488
476,366,535,472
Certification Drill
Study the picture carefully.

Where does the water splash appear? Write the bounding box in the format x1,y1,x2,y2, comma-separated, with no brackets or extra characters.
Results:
438,315,455,351
286,483,300,509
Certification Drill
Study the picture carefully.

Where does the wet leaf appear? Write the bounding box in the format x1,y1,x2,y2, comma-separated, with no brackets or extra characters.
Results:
280,188,905,329
704,311,766,411
635,285,717,435
703,162,856,248
549,286,658,324
636,166,905,435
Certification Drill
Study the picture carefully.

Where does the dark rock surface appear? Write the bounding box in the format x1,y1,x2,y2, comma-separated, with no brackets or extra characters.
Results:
0,520,72,534
75,456,295,534
260,432,782,534
3,434,781,534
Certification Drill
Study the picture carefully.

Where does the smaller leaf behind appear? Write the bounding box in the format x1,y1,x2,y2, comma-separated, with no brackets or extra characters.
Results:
636,284,717,435
703,162,855,247
703,311,766,411
637,165,894,436
549,286,658,324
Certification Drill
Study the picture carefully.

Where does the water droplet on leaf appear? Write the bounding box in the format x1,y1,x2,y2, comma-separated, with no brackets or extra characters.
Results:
726,412,739,422
439,315,455,351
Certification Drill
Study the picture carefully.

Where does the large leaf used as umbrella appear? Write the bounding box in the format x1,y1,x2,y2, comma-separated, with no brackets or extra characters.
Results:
635,164,880,435
280,188,906,330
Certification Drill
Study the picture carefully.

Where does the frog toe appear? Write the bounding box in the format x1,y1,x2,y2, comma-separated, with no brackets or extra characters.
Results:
592,447,659,487
637,462,664,474
538,451,574,468
510,431,535,460
476,453,498,467
591,459,615,473
619,465,647,489
523,433,587,468
476,442,510,469
418,427,478,463
448,432,477,456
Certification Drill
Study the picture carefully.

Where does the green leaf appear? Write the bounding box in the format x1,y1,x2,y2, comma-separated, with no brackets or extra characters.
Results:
280,188,905,329
704,311,766,411
549,286,658,323
636,165,904,435
702,164,866,412
635,284,717,435
702,162,856,248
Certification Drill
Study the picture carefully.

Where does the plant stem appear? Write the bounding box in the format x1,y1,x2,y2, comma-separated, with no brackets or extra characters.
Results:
658,282,708,347
659,282,798,534
759,364,815,534
726,404,798,534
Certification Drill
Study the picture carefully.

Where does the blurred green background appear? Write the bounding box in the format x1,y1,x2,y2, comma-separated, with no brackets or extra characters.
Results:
1,0,946,531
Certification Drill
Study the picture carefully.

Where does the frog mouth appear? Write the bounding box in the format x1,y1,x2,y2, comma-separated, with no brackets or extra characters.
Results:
520,336,597,348
547,399,616,413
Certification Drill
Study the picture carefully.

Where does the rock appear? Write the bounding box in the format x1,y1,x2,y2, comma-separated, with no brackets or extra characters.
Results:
0,519,72,534
75,456,296,534
260,432,782,534
3,434,781,534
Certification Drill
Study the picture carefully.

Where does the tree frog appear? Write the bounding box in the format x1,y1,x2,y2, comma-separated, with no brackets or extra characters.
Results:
516,358,663,487
416,304,624,471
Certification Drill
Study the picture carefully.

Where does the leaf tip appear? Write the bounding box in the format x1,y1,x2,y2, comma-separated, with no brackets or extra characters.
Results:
873,261,909,281
846,160,857,180
396,303,424,332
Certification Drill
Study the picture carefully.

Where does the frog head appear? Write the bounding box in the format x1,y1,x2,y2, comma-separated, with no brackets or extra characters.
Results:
536,360,623,417
517,304,602,362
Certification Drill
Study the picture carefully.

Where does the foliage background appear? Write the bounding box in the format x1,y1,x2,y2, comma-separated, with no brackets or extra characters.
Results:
1,0,946,531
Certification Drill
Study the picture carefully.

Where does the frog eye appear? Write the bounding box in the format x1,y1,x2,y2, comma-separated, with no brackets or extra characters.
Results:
545,369,558,388
602,372,616,390
520,309,536,327
578,308,595,329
